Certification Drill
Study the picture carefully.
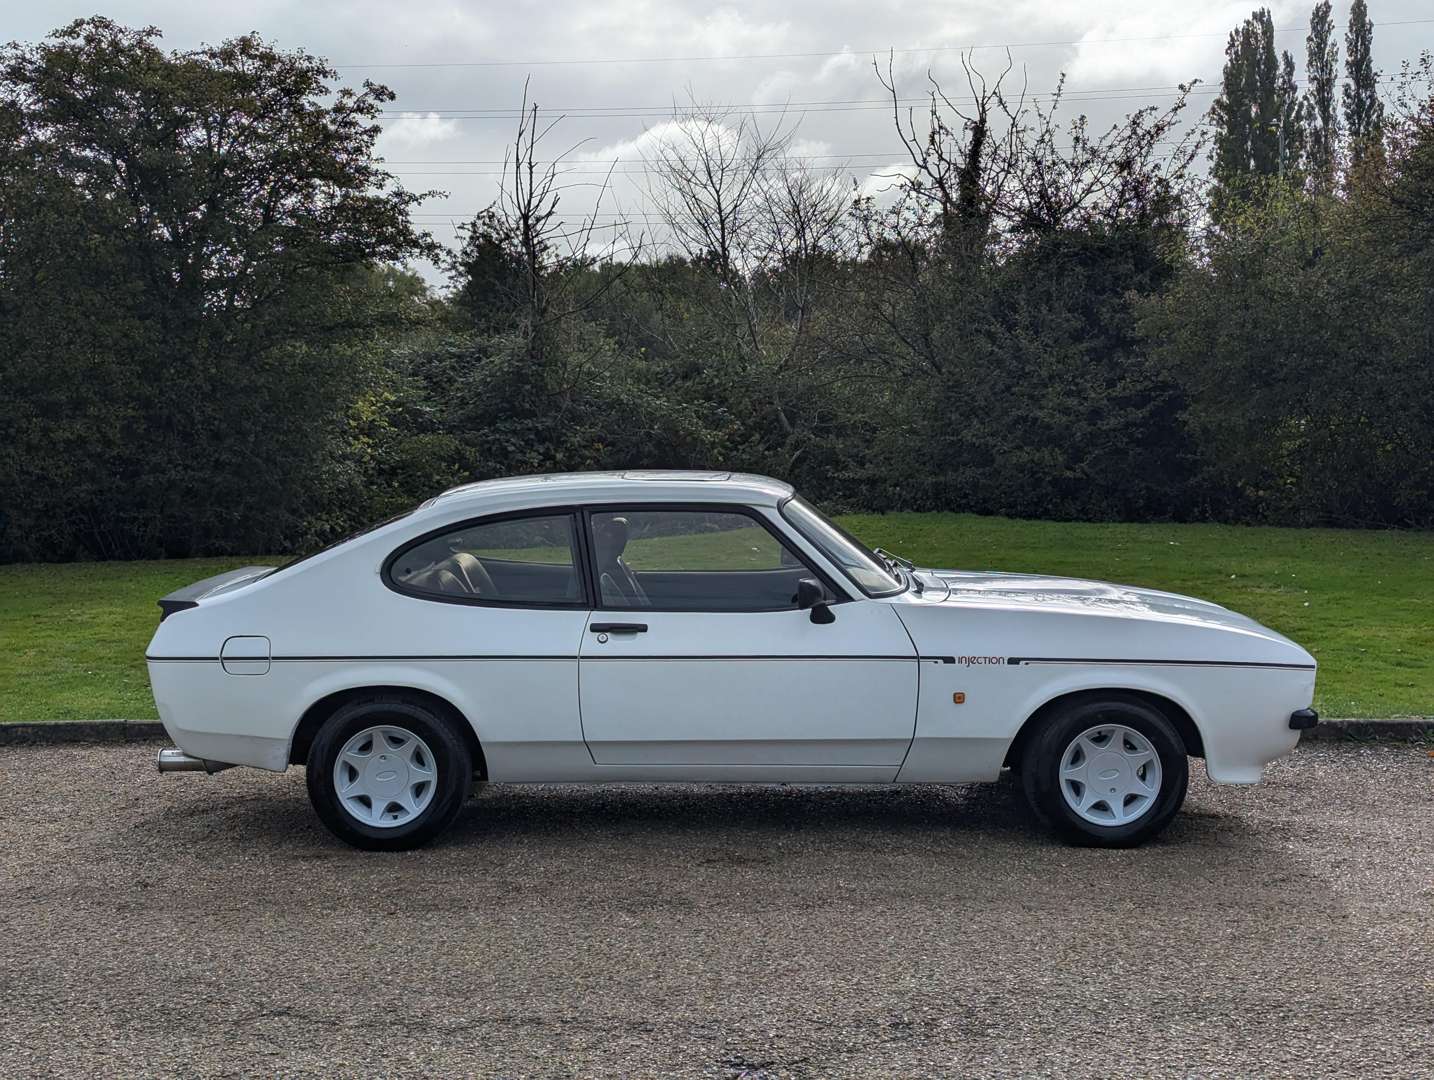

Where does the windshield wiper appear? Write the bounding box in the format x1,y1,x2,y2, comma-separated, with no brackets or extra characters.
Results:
873,547,923,594
874,546,915,571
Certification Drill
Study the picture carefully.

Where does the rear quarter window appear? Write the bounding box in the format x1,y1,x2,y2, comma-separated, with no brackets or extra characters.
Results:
387,514,582,606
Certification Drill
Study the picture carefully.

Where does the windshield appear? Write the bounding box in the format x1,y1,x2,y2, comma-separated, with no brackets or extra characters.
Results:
780,496,904,597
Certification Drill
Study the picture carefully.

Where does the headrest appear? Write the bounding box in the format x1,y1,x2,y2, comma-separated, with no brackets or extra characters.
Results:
411,567,464,596
593,516,630,562
447,551,492,594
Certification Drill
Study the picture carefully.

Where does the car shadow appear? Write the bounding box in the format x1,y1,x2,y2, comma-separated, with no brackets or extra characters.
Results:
113,760,1336,922
454,775,1044,842
172,765,1264,860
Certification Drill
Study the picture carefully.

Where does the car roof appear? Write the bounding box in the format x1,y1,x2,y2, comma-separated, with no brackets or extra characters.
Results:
425,470,796,511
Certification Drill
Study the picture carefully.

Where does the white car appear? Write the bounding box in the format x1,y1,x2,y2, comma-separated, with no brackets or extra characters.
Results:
149,471,1319,850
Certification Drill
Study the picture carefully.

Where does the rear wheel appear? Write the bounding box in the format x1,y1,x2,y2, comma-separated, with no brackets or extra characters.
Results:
1021,695,1188,848
306,695,472,851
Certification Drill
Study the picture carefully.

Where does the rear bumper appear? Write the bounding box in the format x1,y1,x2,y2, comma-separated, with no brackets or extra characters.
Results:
155,706,290,771
1289,707,1320,731
149,661,292,771
156,747,235,774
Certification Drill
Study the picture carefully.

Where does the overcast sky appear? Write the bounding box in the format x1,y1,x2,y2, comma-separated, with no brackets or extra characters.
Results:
6,1,1432,282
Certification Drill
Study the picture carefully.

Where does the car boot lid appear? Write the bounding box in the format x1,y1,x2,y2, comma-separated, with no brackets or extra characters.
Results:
157,566,275,620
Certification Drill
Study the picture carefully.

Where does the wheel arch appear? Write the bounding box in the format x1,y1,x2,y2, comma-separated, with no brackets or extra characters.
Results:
1004,687,1205,769
288,685,487,778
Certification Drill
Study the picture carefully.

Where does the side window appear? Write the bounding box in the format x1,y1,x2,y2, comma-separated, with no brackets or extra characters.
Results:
589,509,815,611
389,514,580,605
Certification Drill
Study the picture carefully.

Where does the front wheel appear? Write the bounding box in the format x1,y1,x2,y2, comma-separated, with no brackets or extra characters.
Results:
1021,695,1189,848
306,695,473,851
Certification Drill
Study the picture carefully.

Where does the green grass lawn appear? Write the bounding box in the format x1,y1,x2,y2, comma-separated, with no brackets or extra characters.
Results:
2,514,1430,721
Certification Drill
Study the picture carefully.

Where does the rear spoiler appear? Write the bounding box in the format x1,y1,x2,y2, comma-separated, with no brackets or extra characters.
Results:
157,566,274,621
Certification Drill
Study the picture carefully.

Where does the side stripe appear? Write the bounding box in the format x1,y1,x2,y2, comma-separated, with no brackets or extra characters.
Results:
1006,656,1316,671
147,653,946,663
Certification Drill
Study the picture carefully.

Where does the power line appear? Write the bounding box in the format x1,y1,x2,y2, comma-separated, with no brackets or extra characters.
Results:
378,138,1196,166
376,87,1219,121
383,153,904,165
337,19,1434,70
393,166,880,176
378,85,1202,115
382,152,935,164
385,144,1182,177
374,71,1400,122
408,213,821,219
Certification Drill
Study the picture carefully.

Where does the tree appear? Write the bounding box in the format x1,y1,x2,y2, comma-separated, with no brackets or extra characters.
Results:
1305,0,1341,186
446,209,528,333
1210,8,1283,207
0,18,435,558
1343,0,1384,164
875,52,1020,258
431,95,719,486
1141,159,1434,528
852,55,1202,518
643,100,859,478
1277,50,1308,179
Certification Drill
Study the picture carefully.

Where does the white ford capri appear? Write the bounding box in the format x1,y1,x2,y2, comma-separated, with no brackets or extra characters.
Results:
149,471,1319,850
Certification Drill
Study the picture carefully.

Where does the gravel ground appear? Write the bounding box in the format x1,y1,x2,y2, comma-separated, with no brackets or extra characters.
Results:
1,741,1431,1079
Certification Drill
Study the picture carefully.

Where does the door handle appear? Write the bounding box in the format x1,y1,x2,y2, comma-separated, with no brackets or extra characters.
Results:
590,622,648,634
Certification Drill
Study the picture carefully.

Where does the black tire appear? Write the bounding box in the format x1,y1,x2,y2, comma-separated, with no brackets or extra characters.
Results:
1020,694,1189,848
306,695,473,851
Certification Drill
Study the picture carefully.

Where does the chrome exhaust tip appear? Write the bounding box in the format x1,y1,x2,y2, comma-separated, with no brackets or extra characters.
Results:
156,747,234,775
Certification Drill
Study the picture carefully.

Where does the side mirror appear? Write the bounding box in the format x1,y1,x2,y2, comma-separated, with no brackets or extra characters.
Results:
796,577,836,624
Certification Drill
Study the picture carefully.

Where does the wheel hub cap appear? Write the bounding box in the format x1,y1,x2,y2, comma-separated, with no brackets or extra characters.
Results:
333,725,437,829
1059,723,1162,827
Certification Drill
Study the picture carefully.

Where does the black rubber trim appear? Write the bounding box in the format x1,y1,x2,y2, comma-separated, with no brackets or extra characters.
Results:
1289,707,1320,730
157,599,198,622
154,566,275,620
1006,657,1317,671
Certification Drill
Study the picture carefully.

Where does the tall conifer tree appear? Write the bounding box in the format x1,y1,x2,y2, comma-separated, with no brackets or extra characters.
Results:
1210,9,1282,204
1343,0,1384,164
1305,0,1340,185
1277,50,1307,177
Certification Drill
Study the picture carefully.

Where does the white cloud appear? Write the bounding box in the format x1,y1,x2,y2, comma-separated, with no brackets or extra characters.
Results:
377,112,460,149
815,48,867,84
573,120,712,165
858,162,918,203
788,137,834,160
751,69,802,103
1052,0,1307,85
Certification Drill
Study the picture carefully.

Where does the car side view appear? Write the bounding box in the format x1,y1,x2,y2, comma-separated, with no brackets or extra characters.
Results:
148,471,1319,850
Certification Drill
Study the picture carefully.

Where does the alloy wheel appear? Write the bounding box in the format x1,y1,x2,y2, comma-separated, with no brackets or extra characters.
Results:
332,725,437,828
1058,722,1163,826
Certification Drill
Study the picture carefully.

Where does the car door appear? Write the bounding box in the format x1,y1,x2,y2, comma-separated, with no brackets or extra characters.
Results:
382,510,592,779
577,505,919,768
